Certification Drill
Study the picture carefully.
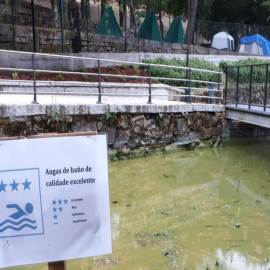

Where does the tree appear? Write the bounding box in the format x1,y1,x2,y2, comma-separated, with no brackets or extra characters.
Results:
68,0,82,53
151,0,168,39
186,0,198,44
146,0,151,13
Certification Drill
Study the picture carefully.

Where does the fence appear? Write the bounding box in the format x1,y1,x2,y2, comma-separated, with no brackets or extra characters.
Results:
0,49,223,105
2,0,270,55
193,19,270,50
225,63,270,111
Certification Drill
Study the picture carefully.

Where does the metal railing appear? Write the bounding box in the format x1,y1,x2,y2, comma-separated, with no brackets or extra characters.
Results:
0,49,223,105
225,63,270,112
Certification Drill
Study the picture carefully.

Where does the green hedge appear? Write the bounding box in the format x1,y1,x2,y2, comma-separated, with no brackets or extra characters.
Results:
220,59,270,87
142,57,221,88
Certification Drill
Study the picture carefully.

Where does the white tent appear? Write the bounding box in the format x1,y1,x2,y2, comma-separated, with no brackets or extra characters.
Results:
211,32,235,51
237,43,263,55
236,34,270,56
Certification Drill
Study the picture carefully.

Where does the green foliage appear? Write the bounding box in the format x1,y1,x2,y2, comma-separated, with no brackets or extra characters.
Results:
220,58,270,87
81,74,88,81
119,77,126,81
156,113,165,122
129,64,135,69
12,72,18,80
35,72,40,79
134,68,140,76
108,66,115,71
105,112,117,126
104,76,109,81
121,64,126,69
143,57,221,87
78,65,86,72
56,74,63,81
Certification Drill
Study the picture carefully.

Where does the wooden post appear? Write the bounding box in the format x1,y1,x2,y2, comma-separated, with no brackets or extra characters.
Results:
48,261,66,270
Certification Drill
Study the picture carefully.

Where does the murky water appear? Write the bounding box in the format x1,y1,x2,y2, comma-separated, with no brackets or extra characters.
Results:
6,137,270,270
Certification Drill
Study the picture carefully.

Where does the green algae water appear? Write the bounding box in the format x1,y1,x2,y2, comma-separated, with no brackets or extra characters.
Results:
6,137,270,270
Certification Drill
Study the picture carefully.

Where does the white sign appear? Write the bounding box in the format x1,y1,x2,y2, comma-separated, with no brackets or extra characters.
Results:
0,134,112,268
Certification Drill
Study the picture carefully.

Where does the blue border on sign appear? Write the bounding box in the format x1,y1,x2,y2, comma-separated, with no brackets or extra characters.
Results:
0,168,44,239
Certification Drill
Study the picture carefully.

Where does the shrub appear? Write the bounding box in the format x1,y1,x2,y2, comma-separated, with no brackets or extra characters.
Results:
81,75,88,81
12,72,18,80
134,68,140,76
108,66,115,71
119,77,126,82
219,58,270,88
121,64,126,69
78,65,86,72
142,57,221,87
104,76,109,81
56,74,63,81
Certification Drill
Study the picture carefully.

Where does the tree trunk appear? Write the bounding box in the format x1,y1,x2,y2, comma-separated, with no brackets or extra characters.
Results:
85,0,90,21
50,0,60,27
81,0,85,20
146,0,150,13
119,0,124,27
158,1,163,39
101,0,106,16
129,0,136,30
185,0,198,45
68,0,82,53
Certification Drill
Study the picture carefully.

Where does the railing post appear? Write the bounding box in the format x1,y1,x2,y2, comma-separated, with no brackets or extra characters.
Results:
185,68,191,103
264,64,269,112
236,66,239,107
225,67,228,105
96,59,102,104
147,64,152,104
31,53,38,104
217,72,221,105
248,65,253,109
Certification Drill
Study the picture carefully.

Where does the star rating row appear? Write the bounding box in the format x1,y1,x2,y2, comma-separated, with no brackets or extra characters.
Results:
0,179,32,192
53,207,63,213
52,199,68,205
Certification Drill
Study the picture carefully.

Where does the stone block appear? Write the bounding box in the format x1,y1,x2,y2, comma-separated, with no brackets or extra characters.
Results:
162,42,171,51
172,43,182,50
106,127,116,145
72,119,97,132
177,118,187,134
193,45,208,55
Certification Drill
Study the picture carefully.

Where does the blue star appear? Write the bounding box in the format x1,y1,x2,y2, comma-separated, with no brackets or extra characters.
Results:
59,207,63,212
64,199,68,204
10,180,19,191
53,207,57,212
22,179,31,190
0,180,7,192
52,200,56,205
54,215,57,220
58,199,62,205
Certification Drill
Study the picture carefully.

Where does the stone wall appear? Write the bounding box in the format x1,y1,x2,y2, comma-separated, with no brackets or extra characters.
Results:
227,86,270,106
0,112,225,160
0,23,249,54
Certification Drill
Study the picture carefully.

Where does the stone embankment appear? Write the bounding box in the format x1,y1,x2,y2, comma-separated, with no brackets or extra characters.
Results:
0,106,224,160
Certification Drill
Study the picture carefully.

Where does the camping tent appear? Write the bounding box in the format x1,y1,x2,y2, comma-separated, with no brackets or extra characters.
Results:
95,6,123,37
237,34,270,56
211,32,235,51
138,13,163,42
164,17,185,44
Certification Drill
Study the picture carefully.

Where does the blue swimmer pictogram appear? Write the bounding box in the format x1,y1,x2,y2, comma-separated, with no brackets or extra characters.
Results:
0,203,37,233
